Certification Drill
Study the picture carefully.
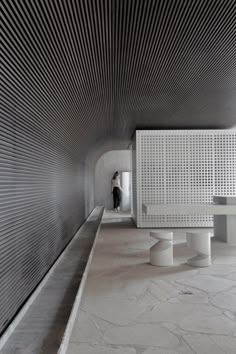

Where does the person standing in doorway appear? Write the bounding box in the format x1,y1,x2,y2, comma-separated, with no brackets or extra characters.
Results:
111,171,123,212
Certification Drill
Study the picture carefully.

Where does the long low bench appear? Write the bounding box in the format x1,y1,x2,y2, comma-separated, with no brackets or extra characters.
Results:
143,203,236,215
143,201,236,244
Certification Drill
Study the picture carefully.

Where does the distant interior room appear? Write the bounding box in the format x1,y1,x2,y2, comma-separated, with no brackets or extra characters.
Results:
95,150,132,213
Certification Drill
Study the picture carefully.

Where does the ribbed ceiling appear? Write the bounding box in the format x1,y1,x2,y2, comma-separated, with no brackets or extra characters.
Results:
2,0,236,157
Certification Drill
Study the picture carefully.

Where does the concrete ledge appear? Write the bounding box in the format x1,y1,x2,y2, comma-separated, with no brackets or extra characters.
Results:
143,204,236,215
0,206,104,353
58,207,104,354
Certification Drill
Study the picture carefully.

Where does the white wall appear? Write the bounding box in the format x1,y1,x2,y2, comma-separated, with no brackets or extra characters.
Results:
95,150,131,209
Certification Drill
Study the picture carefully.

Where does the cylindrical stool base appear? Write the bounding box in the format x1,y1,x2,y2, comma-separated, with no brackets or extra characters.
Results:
186,232,211,267
187,255,211,267
150,235,173,266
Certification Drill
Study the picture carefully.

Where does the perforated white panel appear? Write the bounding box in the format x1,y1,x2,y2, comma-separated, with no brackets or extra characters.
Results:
215,134,236,196
134,130,236,228
131,138,137,225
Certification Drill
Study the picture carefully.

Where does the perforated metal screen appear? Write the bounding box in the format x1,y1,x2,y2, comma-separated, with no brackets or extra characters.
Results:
131,138,137,224
134,130,236,227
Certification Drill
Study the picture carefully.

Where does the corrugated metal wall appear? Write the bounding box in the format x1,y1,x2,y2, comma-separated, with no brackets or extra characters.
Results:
0,117,89,334
1,0,93,334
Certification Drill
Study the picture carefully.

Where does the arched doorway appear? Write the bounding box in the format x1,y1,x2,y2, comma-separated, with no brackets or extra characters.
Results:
95,150,131,212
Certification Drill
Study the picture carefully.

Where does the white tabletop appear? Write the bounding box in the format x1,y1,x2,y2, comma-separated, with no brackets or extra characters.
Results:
143,204,236,215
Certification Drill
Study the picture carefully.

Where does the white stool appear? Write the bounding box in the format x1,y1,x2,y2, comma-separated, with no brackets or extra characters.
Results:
150,231,173,266
186,232,211,267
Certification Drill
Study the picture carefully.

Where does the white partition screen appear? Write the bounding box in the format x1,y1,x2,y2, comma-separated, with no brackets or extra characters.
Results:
131,136,138,224
133,130,236,227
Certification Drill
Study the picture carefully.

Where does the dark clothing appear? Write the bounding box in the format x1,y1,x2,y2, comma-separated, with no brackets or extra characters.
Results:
113,187,121,209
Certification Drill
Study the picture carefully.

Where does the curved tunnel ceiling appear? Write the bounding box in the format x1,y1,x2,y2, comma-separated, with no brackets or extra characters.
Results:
2,0,236,159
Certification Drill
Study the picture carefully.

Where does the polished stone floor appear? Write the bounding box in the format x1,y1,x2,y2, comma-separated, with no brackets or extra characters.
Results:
66,211,236,354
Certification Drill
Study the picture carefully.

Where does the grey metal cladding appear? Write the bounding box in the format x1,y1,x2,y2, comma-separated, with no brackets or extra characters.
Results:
2,1,236,154
1,0,236,334
0,115,87,333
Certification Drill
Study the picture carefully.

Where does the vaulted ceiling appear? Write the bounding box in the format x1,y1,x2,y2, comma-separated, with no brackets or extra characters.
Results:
2,0,236,158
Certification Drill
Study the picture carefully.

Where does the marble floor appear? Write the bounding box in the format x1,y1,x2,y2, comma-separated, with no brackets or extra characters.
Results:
66,211,236,354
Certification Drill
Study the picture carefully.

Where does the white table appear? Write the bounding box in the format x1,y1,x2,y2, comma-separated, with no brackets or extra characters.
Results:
143,203,236,215
143,202,236,244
